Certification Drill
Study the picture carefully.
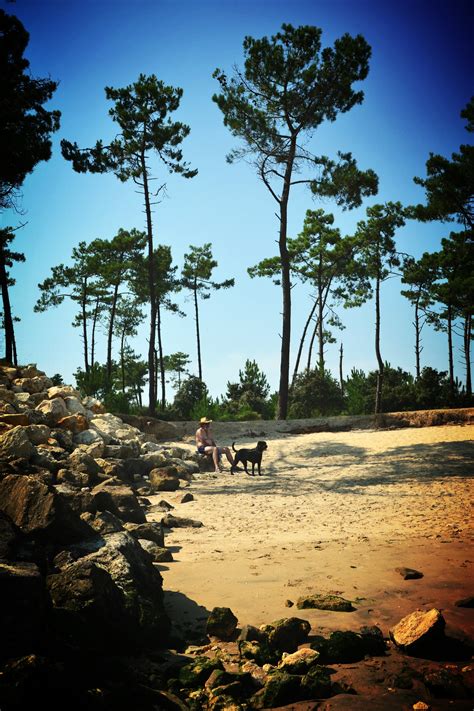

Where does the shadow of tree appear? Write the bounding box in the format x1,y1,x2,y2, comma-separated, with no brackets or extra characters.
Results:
197,439,473,497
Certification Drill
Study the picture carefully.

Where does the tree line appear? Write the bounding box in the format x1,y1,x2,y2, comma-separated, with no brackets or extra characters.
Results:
1,10,472,418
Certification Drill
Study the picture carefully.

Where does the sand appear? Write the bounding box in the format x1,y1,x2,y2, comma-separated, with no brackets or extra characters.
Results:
148,423,474,644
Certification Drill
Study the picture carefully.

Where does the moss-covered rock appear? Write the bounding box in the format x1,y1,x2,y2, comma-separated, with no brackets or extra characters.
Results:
278,647,320,674
300,664,333,699
267,617,311,653
296,593,355,611
206,606,238,640
178,656,224,689
251,671,302,709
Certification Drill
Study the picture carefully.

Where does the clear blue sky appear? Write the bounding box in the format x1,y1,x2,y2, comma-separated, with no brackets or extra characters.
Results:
2,0,473,400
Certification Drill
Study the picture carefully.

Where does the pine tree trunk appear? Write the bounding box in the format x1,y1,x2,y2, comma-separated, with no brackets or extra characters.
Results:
374,273,384,415
156,301,166,409
194,280,203,381
91,296,100,367
414,297,421,379
120,328,126,393
291,295,317,387
464,313,472,397
141,150,157,416
339,343,344,396
447,303,454,398
306,315,319,371
81,280,89,374
317,260,324,374
106,282,120,382
0,243,15,364
276,136,297,420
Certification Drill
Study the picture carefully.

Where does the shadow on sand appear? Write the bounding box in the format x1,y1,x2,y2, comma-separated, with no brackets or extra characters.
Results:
198,438,473,497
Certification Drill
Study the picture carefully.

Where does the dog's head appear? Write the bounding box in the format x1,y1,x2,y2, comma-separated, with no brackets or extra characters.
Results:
257,441,268,451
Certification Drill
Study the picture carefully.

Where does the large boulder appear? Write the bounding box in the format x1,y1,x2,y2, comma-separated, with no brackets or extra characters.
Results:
14,375,53,393
24,424,51,445
90,414,140,444
0,425,35,461
0,561,48,659
57,414,88,434
64,396,87,416
123,521,164,547
297,593,355,612
138,539,173,563
84,531,170,646
0,475,96,544
72,428,104,447
92,481,146,524
46,558,129,651
35,397,68,426
390,608,445,655
149,467,181,492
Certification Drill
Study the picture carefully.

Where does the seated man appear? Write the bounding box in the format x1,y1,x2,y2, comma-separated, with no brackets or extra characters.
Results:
195,416,235,474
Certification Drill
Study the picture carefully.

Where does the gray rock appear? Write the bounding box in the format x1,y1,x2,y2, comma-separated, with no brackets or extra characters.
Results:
84,531,170,645
82,510,125,536
68,449,102,478
35,397,68,425
64,395,87,415
55,483,97,515
73,429,104,447
103,443,137,459
138,538,173,562
92,481,146,524
180,493,194,503
124,521,165,547
0,425,35,461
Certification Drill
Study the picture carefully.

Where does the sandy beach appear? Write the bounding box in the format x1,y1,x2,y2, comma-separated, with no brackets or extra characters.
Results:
148,423,474,645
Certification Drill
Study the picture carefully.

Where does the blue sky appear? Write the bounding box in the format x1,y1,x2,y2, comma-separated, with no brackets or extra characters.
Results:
2,0,473,400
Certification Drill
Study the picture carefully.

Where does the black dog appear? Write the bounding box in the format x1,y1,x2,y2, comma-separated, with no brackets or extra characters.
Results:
231,441,268,476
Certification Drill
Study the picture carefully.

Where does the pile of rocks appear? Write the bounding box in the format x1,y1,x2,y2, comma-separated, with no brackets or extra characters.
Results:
0,364,208,707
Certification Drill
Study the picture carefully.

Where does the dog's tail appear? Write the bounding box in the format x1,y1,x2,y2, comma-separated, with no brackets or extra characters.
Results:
232,441,238,452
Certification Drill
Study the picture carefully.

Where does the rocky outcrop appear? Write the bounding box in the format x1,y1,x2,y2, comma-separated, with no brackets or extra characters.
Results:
389,608,445,654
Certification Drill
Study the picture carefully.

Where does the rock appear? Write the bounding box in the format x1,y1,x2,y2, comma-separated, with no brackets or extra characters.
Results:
0,510,21,559
84,510,124,536
141,451,171,469
156,499,174,511
81,440,105,458
206,607,238,640
90,414,140,444
68,449,101,479
64,395,87,416
390,608,445,654
82,396,106,413
251,671,301,709
84,531,170,646
0,474,96,543
138,538,173,562
0,561,48,657
317,630,366,663
140,441,164,454
178,656,224,688
423,667,469,699
95,457,130,483
103,443,137,459
296,593,355,611
123,521,165,547
267,617,311,653
395,567,424,580
31,445,66,473
1,366,18,380
359,625,386,655
36,397,68,425
46,558,129,651
49,428,74,451
118,413,179,441
54,483,97,515
57,468,91,489
162,514,203,528
0,385,16,403
0,425,35,461
238,624,268,643
57,414,89,434
47,385,80,400
92,481,146,524
121,457,154,479
413,703,431,711
180,492,194,503
285,599,294,607
19,365,46,379
0,413,29,426
14,375,53,393
300,665,333,700
73,428,104,448
14,391,33,407
278,648,320,674
149,467,181,492
24,424,51,445
454,596,474,608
